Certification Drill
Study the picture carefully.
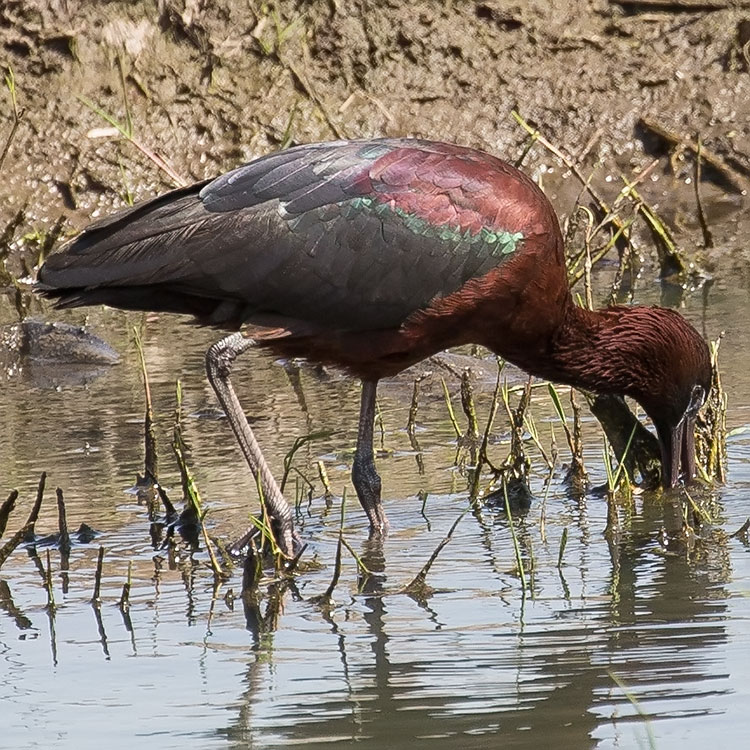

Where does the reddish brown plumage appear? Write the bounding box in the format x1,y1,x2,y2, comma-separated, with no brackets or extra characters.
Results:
37,137,712,490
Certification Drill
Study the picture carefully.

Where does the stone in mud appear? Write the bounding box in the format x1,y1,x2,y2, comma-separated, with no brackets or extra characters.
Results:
1,319,119,365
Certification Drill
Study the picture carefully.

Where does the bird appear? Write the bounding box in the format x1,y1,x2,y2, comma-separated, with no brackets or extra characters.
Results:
36,137,712,557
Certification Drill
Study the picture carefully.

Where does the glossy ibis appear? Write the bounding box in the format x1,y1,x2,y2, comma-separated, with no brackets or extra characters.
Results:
37,138,711,556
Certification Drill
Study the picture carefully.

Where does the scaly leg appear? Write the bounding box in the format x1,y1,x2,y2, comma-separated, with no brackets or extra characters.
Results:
205,333,296,557
352,379,388,533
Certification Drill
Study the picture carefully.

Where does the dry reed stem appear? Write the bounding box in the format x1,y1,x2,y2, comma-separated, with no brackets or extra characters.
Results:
0,489,18,537
133,327,158,482
638,115,749,194
55,488,71,556
694,137,714,249
0,521,33,569
92,545,105,606
401,510,467,598
118,560,132,611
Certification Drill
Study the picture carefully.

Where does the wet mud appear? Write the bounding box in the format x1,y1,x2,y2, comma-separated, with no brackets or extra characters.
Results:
0,0,748,283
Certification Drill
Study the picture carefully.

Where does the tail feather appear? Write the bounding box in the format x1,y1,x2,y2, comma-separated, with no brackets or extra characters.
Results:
37,181,211,291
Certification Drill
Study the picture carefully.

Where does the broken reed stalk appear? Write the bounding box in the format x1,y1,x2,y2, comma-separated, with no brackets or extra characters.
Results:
469,359,505,501
460,369,480,465
92,546,105,606
548,385,587,494
248,475,286,565
683,487,716,527
577,206,595,311
603,436,624,538
133,326,158,482
118,560,132,611
340,536,371,578
314,493,347,605
514,129,539,169
511,110,629,251
199,509,226,580
513,109,688,278
696,336,727,482
548,384,575,453
402,510,467,596
1,472,48,566
56,488,72,556
407,372,431,439
375,399,386,452
619,179,685,277
441,376,464,439
569,218,635,289
280,430,332,493
503,479,527,594
0,520,33,569
0,489,18,537
77,95,186,187
316,460,333,499
567,390,588,494
0,66,25,173
157,484,178,517
242,537,263,592
407,373,430,475
501,379,532,482
173,380,201,519
587,394,661,484
603,424,637,499
607,670,657,750
557,527,568,569
27,471,46,536
44,549,55,612
638,115,749,194
522,412,554,470
694,137,714,249
320,532,343,604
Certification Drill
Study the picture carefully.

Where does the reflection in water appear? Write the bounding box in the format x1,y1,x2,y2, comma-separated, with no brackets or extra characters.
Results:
0,289,749,749
219,495,733,750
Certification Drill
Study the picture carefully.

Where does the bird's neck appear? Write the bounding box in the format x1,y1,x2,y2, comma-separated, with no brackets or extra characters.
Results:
517,301,646,398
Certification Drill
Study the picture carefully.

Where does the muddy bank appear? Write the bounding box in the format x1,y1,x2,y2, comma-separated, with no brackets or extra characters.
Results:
0,0,749,281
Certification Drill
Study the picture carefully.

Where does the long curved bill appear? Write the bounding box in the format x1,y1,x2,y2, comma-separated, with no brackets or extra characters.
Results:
659,413,698,489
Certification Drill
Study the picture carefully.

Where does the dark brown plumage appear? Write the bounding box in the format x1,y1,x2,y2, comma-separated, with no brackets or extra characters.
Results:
37,138,712,554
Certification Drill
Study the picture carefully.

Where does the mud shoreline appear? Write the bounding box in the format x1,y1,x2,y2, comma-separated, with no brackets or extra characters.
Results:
1,0,748,280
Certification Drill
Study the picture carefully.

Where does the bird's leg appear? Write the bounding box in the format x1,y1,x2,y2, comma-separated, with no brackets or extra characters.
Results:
352,379,388,534
205,333,296,557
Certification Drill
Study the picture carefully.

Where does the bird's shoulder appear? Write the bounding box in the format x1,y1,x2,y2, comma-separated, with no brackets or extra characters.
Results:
199,138,549,238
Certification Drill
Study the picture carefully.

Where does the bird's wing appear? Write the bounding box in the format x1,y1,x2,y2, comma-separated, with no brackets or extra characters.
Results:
39,139,547,330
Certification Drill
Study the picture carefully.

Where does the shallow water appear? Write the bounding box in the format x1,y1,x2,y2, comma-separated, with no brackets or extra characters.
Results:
1,278,750,750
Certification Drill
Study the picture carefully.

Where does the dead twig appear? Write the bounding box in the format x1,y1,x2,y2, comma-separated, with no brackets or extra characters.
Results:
78,95,186,187
0,67,25,173
133,327,158,482
401,510,467,599
25,472,46,538
56,488,71,556
694,136,714,249
0,521,33,569
619,178,686,277
284,52,346,140
118,561,132,612
92,546,105,606
612,0,744,12
0,489,18,537
639,116,749,194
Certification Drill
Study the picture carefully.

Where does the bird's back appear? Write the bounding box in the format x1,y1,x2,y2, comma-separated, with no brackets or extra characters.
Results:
38,138,564,334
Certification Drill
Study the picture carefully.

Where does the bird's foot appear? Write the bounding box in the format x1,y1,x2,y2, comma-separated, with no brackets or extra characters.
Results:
352,457,388,535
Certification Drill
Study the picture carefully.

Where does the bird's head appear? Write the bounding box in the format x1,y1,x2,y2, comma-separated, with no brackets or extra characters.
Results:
614,307,712,488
